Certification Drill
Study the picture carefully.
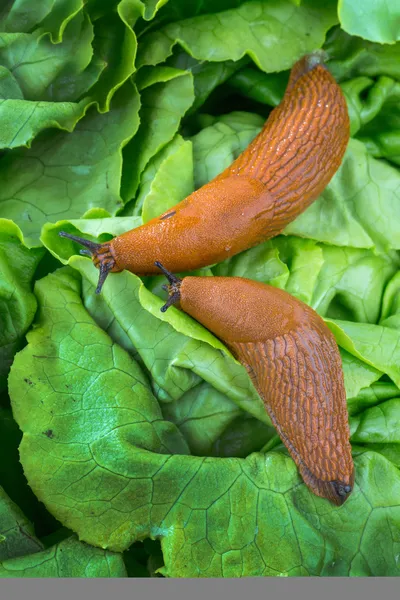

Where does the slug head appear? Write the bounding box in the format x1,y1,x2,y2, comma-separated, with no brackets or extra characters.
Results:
154,261,182,312
58,231,116,294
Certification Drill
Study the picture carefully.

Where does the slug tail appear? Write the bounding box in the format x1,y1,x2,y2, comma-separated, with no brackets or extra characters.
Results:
58,231,116,294
300,463,355,506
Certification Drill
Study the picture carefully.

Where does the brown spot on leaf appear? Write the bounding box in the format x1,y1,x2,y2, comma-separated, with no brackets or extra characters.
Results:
43,429,54,439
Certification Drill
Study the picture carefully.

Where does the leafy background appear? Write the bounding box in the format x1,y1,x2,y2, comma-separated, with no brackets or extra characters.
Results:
1,0,400,578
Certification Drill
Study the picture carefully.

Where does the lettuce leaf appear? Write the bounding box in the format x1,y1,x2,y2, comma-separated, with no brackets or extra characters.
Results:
3,0,400,579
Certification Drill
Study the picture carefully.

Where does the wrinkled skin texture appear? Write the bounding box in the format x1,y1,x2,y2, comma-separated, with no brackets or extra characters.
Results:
60,53,350,292
170,275,354,505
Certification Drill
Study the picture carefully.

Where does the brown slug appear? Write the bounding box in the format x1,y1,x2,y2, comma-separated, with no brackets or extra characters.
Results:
59,51,350,293
155,261,354,506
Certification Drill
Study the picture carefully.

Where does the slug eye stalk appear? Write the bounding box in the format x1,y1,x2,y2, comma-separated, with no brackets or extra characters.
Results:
58,231,116,294
154,261,182,312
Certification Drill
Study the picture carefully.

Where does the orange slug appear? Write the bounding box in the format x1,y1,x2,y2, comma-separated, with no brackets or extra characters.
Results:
155,262,354,505
59,52,349,293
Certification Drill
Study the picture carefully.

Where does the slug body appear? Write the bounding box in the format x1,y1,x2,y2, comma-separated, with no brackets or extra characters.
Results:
157,264,354,505
60,53,349,293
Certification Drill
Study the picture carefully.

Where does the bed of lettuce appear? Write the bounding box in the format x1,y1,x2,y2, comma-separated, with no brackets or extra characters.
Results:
1,0,400,579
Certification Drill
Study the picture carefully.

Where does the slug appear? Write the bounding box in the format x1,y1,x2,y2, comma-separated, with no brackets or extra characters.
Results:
59,52,349,293
155,261,354,505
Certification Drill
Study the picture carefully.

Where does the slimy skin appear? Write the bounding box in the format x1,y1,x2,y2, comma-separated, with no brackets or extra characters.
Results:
59,52,350,293
156,264,354,506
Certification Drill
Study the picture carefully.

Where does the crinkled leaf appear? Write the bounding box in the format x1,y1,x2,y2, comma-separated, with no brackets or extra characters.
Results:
8,265,400,576
227,67,288,107
138,135,193,222
284,139,400,251
326,27,400,81
42,214,142,264
0,535,127,577
37,0,84,44
73,257,268,424
87,1,138,112
326,319,400,388
341,76,400,166
0,0,55,33
167,52,250,113
0,487,43,560
350,398,400,445
137,0,338,72
191,111,263,187
0,219,44,389
338,0,400,45
0,407,61,536
0,12,95,102
380,271,400,329
0,81,140,247
0,96,90,150
121,71,194,203
190,115,400,252
348,382,400,416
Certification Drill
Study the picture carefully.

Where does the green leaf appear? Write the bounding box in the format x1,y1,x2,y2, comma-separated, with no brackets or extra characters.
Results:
137,0,338,72
0,81,140,247
0,407,61,536
121,71,194,203
137,134,194,221
42,214,142,264
284,139,400,252
326,319,400,388
87,1,138,112
167,52,250,113
189,115,400,253
340,76,400,166
37,0,84,44
0,12,96,102
8,265,400,575
338,0,400,44
0,535,127,577
325,28,400,81
348,382,400,416
0,219,44,390
227,67,288,107
73,256,268,423
380,271,400,329
0,96,90,150
351,398,400,444
0,487,43,560
0,0,55,33
191,111,263,188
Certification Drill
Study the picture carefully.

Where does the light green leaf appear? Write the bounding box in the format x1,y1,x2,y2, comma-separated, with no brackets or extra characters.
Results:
137,0,338,72
0,487,43,561
0,219,44,390
139,135,194,222
8,265,400,576
0,536,127,577
121,71,194,203
191,111,263,187
0,11,96,102
326,319,400,388
338,0,400,44
0,81,140,247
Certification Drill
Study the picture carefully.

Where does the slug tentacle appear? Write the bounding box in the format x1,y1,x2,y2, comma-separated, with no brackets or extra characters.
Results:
58,231,117,294
155,261,182,311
